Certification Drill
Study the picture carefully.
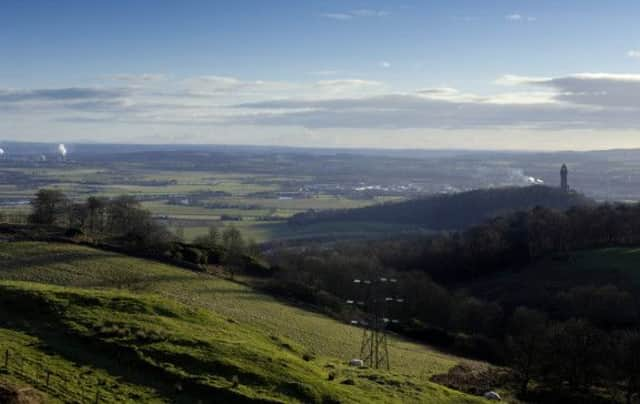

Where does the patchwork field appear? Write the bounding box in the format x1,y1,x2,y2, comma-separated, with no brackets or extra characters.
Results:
0,165,407,243
0,241,488,403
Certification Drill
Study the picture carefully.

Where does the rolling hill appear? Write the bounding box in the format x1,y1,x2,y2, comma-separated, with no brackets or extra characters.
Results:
0,241,489,403
290,185,593,231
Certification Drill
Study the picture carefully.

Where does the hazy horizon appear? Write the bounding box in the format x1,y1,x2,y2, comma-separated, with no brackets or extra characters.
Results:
2,0,640,150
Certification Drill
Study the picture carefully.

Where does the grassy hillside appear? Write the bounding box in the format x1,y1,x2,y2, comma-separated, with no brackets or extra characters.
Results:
0,241,488,403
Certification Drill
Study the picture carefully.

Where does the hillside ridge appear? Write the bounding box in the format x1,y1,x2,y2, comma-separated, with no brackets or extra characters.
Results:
290,185,593,230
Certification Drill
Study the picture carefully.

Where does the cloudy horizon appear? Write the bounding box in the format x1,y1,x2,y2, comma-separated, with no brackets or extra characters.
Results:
2,1,640,151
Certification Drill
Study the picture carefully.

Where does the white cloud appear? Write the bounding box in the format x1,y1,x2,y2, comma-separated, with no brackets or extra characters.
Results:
351,9,390,17
308,70,340,76
506,13,536,22
229,73,640,130
5,72,640,138
379,61,391,69
313,79,386,96
107,73,166,82
319,13,353,20
185,76,296,96
627,50,640,59
320,9,389,20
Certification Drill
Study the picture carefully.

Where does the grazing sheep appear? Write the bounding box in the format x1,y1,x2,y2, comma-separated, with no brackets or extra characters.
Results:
483,391,502,401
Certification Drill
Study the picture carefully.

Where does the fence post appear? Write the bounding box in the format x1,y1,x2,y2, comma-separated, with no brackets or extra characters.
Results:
3,349,8,369
46,370,51,387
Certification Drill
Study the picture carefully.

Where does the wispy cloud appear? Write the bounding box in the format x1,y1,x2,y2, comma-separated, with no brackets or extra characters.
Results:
106,73,166,82
308,70,340,76
229,73,640,130
319,13,353,20
6,72,640,135
627,50,640,59
351,9,389,17
320,9,389,20
379,61,391,69
313,79,386,96
0,87,128,103
506,14,536,22
495,75,551,86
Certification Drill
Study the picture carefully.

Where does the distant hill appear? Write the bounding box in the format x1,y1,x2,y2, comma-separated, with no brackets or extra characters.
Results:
290,185,594,230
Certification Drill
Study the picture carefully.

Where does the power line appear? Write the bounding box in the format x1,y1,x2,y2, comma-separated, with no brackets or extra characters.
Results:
348,276,403,370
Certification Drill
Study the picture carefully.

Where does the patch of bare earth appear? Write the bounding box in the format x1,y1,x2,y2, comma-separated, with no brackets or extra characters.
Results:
0,381,46,404
430,362,513,396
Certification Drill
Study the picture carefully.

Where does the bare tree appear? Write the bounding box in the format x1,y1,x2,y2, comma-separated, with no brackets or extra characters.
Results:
506,307,548,395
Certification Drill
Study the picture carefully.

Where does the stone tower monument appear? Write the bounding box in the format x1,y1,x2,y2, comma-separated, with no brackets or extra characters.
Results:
560,164,569,192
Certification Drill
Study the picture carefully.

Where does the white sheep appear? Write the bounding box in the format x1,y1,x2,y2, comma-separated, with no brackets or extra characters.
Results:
483,391,502,401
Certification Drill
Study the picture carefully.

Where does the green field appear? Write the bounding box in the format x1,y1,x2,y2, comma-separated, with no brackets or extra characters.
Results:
0,241,488,403
172,221,430,244
0,166,406,243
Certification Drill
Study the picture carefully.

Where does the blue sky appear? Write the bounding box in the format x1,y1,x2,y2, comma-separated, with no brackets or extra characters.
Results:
2,0,640,150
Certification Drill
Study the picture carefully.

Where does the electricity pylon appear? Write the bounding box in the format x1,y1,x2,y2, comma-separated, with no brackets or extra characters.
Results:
348,277,404,370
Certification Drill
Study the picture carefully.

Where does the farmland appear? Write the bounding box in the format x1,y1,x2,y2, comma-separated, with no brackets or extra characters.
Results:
0,160,407,243
8,144,638,244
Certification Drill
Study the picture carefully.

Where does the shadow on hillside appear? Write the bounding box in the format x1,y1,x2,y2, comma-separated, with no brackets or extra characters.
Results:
189,286,260,296
84,274,202,290
0,251,111,273
0,308,258,403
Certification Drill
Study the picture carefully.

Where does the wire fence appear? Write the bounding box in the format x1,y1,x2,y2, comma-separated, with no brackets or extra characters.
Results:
1,348,107,403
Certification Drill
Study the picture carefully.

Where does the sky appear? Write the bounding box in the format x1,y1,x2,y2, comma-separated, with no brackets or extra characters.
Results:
1,0,640,150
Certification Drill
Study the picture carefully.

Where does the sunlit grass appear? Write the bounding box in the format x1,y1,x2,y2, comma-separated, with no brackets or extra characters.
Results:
0,242,473,379
0,243,488,403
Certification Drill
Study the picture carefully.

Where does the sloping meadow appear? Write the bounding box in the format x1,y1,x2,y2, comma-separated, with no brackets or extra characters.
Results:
0,241,487,403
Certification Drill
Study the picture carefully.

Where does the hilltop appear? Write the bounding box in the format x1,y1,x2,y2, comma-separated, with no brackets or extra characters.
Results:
290,185,594,231
0,241,489,403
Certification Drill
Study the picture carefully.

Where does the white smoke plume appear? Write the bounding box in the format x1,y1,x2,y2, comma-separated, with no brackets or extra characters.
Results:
58,144,67,157
508,168,544,185
473,166,544,187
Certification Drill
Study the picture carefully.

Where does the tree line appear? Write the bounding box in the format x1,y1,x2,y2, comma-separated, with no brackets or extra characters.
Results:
269,201,640,402
27,189,268,277
23,188,640,401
